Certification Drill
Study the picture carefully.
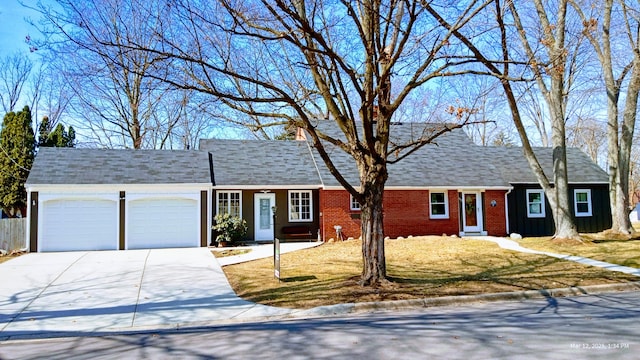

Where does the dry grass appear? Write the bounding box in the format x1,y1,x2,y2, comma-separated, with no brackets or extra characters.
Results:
518,232,640,268
0,252,24,264
222,236,638,309
212,249,252,258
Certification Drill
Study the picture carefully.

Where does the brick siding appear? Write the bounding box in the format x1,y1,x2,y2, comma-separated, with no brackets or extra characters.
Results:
320,189,508,240
483,190,508,236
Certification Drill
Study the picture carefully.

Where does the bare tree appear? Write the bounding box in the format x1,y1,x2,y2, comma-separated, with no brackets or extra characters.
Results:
33,0,212,149
518,89,552,147
511,2,598,151
450,77,505,146
0,53,33,113
504,0,588,239
427,0,586,239
572,0,640,234
27,63,74,138
90,0,492,285
566,116,607,166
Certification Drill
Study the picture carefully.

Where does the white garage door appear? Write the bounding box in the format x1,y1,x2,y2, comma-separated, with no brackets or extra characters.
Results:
40,199,118,252
127,197,199,249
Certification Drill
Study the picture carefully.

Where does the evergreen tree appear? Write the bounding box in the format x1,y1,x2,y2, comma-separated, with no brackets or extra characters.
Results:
38,115,75,148
37,116,52,147
0,106,35,217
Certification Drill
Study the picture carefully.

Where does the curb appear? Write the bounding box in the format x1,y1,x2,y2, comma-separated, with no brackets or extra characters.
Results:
2,282,639,342
293,281,640,318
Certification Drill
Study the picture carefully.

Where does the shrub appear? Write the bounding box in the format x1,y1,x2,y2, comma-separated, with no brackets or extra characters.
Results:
213,213,248,244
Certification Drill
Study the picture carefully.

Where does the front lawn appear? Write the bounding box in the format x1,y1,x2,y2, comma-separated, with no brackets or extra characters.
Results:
221,236,638,309
212,248,252,258
518,232,640,268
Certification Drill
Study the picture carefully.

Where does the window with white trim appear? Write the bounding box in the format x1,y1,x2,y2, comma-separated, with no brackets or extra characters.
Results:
289,190,312,222
574,189,592,217
526,189,545,218
217,191,241,218
429,191,449,219
350,194,361,211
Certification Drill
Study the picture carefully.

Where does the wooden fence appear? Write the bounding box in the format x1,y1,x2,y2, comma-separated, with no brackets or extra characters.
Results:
0,218,27,252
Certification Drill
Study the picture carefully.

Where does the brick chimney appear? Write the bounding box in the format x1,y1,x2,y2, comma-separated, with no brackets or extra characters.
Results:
295,127,307,140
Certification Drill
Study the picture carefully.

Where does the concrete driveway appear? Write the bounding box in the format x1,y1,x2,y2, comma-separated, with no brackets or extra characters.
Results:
0,248,290,339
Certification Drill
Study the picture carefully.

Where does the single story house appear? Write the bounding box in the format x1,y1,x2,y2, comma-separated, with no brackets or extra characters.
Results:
25,122,611,251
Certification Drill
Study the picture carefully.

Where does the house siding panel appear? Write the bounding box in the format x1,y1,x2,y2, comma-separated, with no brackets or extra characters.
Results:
508,185,554,236
508,184,611,236
572,183,612,233
214,189,319,242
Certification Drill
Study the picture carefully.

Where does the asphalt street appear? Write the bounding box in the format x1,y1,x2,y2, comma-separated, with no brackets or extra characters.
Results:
1,291,638,360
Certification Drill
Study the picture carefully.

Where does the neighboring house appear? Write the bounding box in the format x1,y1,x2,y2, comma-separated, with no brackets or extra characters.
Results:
25,148,212,252
25,122,611,252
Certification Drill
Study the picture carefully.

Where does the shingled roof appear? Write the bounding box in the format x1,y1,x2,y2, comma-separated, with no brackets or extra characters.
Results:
27,124,608,188
482,146,609,184
200,123,607,188
306,122,511,188
199,139,322,187
26,148,212,185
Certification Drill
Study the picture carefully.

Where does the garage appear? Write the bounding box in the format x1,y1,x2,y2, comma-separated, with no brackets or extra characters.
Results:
127,195,200,249
25,148,212,252
39,196,118,252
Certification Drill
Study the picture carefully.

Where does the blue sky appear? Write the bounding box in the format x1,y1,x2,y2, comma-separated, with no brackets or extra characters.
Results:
0,0,42,57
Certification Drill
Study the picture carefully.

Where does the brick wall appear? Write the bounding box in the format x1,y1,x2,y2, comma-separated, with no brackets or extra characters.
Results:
483,190,508,236
319,190,361,240
383,190,460,238
319,189,474,240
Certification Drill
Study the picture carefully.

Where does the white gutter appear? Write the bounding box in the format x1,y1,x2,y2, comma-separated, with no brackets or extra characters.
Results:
505,187,513,235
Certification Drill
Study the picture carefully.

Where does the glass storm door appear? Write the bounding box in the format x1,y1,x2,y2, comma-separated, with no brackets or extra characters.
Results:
462,192,483,233
254,193,276,241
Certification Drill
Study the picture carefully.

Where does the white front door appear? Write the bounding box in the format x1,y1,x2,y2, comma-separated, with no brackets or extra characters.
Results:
254,193,276,241
462,192,483,233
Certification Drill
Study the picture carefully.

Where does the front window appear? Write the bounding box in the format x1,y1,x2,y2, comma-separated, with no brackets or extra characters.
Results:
350,194,361,211
574,189,592,217
217,191,241,218
526,189,545,218
430,191,449,219
289,190,312,222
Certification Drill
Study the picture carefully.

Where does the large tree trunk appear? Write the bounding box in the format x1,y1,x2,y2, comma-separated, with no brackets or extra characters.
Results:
607,87,622,232
573,0,634,235
551,146,579,238
359,166,388,286
614,60,640,234
545,0,579,240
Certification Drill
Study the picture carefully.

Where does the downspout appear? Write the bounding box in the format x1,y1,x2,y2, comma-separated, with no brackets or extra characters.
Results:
209,152,216,246
505,187,513,235
25,190,31,252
